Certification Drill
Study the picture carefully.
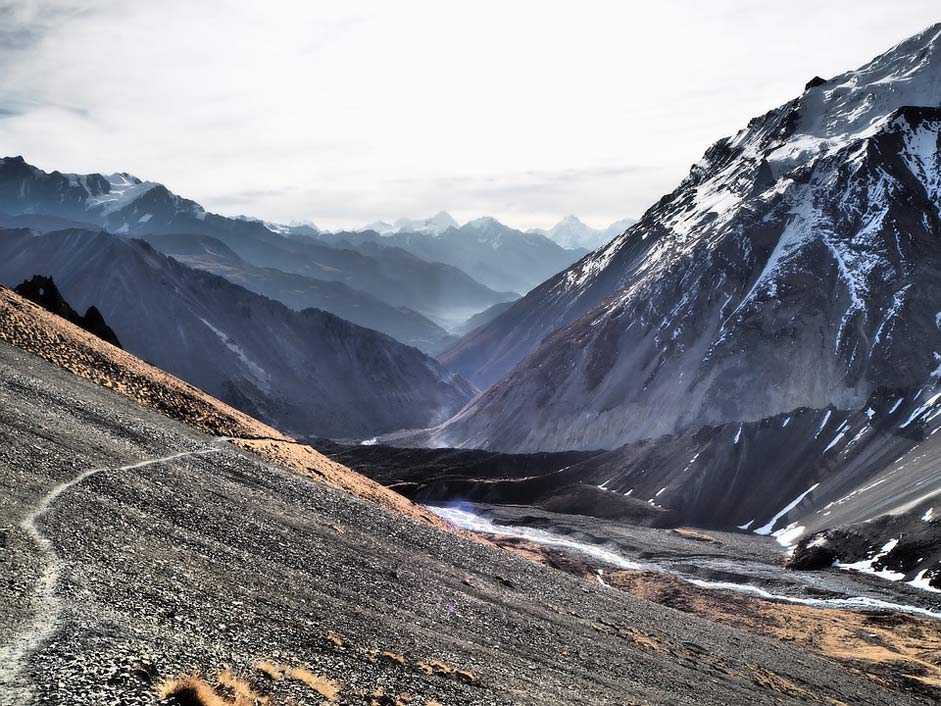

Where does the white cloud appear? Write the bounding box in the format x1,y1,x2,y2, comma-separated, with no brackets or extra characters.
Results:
0,0,937,230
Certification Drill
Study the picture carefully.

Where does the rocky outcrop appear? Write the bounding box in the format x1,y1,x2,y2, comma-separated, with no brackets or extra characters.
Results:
14,274,122,348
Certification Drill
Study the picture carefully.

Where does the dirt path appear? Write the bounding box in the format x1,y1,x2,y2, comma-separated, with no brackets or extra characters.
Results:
0,445,220,705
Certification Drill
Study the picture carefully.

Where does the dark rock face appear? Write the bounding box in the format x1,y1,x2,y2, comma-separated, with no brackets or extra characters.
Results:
0,229,476,439
14,274,122,348
805,75,827,90
786,537,838,570
431,25,941,453
801,508,941,589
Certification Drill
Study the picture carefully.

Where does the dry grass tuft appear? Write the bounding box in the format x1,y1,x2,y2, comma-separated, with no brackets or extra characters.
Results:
412,660,476,685
254,661,285,682
672,528,719,543
157,675,228,706
326,632,344,647
217,669,265,705
284,666,342,701
381,651,406,667
453,670,476,685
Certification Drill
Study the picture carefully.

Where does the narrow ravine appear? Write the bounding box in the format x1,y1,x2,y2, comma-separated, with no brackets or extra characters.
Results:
0,445,219,704
429,505,941,621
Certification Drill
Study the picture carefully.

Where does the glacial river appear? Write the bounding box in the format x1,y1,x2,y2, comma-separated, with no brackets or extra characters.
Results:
428,504,941,621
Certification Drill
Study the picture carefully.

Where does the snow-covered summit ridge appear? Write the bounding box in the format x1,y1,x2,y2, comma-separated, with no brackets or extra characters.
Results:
85,172,158,216
760,22,941,175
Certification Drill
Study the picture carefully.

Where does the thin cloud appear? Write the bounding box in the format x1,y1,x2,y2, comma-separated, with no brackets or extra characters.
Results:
0,1,938,231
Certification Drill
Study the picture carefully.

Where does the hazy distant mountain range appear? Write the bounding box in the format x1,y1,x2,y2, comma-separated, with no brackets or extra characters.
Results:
140,233,456,352
528,215,637,251
0,157,519,343
361,211,459,235
0,228,475,437
323,217,589,295
358,211,635,252
340,212,635,292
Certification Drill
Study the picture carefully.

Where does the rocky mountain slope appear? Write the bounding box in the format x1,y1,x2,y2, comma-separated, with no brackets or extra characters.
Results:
0,157,512,326
528,215,636,251
0,229,475,438
324,217,585,295
432,23,941,450
0,284,465,533
142,234,454,353
0,314,928,706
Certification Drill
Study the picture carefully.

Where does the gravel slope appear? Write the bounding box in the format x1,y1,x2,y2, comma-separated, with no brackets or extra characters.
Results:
0,343,931,705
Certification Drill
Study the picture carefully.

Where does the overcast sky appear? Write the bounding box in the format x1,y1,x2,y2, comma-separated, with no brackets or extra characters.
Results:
0,1,938,231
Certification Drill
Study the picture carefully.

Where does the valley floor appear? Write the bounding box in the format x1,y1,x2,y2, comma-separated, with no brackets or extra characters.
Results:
1,342,936,705
431,503,941,698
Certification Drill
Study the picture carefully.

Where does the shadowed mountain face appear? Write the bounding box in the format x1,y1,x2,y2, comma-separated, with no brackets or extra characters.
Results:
320,217,585,296
0,228,476,438
141,234,455,353
0,157,514,326
431,24,941,453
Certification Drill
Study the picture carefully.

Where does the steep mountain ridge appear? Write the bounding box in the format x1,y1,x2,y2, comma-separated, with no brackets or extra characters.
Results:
0,228,475,438
431,23,941,452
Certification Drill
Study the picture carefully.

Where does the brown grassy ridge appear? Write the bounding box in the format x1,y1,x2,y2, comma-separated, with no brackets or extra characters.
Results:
491,535,941,699
607,569,941,697
0,287,285,440
0,286,464,535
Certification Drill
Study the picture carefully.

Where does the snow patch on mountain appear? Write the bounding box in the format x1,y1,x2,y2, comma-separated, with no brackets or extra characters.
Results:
86,173,158,216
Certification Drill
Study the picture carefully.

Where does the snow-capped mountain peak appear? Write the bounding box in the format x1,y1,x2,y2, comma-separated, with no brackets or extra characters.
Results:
385,211,459,235
434,22,941,453
359,211,458,235
528,215,636,250
85,173,158,216
464,216,502,230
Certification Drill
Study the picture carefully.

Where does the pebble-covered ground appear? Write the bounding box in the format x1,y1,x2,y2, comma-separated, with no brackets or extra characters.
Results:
0,342,933,706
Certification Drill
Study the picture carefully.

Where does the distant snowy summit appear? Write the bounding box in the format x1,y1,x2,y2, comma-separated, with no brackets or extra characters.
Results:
236,215,320,237
528,215,636,251
361,211,459,236
357,210,635,251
